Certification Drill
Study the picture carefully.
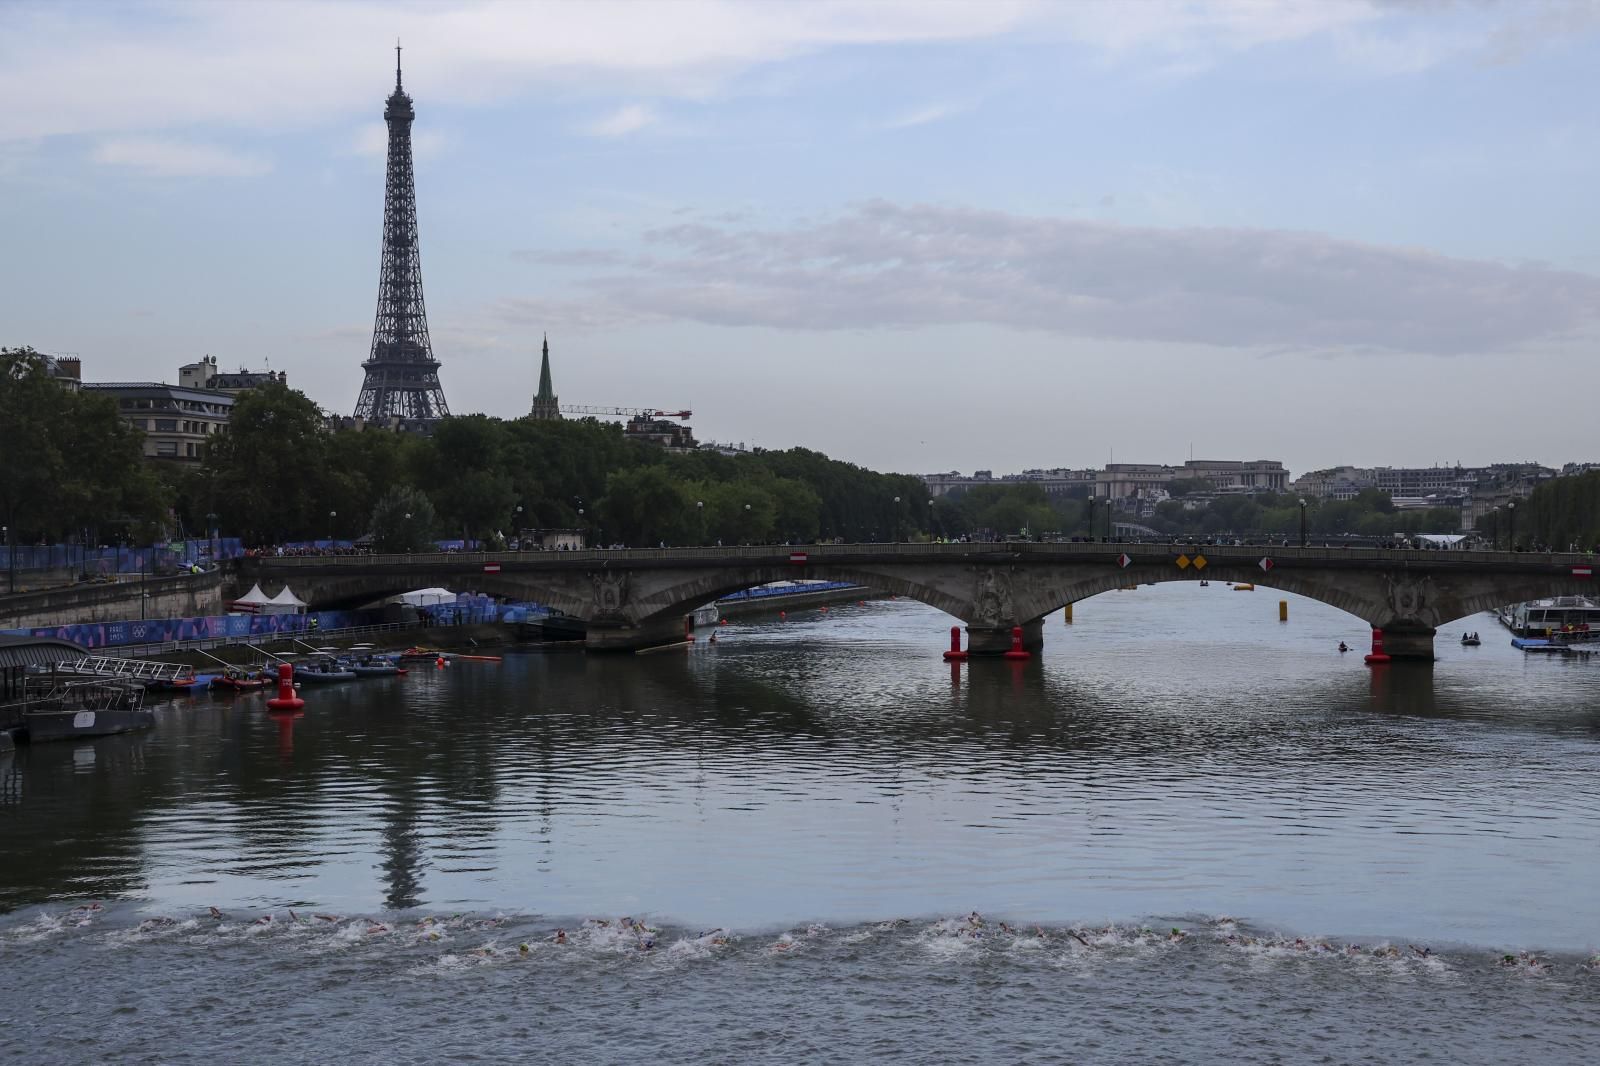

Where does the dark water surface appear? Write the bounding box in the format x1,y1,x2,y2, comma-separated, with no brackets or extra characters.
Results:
4,586,1599,1062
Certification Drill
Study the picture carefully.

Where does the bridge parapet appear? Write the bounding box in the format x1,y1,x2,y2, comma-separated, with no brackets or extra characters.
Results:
241,543,1598,658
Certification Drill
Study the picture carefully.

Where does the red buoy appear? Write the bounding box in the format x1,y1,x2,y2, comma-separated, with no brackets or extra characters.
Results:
265,662,304,711
1363,627,1391,666
942,626,968,662
1002,625,1031,661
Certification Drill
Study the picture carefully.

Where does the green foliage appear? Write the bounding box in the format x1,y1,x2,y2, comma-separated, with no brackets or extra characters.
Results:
200,380,331,541
1486,472,1600,549
370,486,437,552
0,347,165,543
1164,478,1213,497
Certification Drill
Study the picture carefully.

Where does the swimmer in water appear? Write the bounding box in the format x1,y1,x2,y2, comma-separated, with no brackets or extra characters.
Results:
551,929,567,944
1168,928,1187,942
208,906,225,920
519,942,530,955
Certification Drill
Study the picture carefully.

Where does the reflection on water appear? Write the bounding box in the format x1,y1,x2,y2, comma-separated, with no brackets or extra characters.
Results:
3,586,1600,947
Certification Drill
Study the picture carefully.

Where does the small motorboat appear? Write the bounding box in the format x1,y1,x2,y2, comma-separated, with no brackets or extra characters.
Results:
350,655,406,677
295,655,357,683
210,668,266,692
147,676,200,693
1460,634,1482,647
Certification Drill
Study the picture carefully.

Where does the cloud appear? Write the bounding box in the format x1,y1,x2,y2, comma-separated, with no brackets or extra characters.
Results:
91,137,269,177
524,200,1600,354
581,104,656,138
2,0,1562,144
879,101,971,130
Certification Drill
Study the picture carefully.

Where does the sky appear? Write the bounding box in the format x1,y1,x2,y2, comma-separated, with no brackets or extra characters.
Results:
3,0,1599,479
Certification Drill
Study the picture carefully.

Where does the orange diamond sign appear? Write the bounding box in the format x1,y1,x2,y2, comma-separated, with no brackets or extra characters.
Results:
1193,554,1207,570
1175,554,1191,570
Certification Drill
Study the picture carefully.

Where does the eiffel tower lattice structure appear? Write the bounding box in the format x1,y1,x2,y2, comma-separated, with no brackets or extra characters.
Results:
353,44,449,422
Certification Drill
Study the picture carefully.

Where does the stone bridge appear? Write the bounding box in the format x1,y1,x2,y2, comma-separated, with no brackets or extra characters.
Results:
238,543,1598,659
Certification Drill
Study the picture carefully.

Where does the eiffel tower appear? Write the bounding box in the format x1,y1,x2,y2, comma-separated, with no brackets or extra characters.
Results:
353,44,449,422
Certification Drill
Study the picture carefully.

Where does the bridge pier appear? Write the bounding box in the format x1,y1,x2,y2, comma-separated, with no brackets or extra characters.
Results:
966,618,1044,657
584,616,687,654
1377,625,1436,663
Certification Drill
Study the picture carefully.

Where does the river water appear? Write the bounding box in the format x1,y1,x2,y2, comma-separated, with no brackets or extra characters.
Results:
4,585,1599,1063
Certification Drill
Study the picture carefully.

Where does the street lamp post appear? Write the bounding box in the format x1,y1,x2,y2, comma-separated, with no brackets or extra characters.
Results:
1298,498,1308,548
2,524,11,594
893,495,901,542
1508,500,1517,550
696,500,704,545
1086,498,1095,543
328,510,337,544
928,498,936,541
743,502,751,544
513,504,524,551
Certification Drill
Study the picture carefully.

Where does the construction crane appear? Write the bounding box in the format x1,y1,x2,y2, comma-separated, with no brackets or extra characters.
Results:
559,405,692,420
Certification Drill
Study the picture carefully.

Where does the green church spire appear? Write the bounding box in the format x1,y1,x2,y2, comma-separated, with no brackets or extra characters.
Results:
531,334,561,420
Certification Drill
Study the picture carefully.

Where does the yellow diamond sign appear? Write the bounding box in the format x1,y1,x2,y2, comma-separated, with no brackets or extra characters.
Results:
1193,554,1207,570
1175,554,1190,569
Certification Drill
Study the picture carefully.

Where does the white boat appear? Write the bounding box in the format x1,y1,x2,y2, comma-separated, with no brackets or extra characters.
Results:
1500,596,1600,639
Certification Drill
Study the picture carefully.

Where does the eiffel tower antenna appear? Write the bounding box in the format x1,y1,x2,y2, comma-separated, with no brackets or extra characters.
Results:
353,43,450,423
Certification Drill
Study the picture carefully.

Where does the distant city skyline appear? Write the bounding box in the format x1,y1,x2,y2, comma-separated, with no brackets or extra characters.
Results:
3,1,1598,476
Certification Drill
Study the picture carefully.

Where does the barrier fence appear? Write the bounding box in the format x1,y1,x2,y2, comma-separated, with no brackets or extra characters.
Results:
1,538,246,575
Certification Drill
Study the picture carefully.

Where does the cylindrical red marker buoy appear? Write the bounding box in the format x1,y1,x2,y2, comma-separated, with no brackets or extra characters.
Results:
942,625,968,662
265,662,304,711
1002,625,1031,661
1363,627,1391,665
719,618,728,626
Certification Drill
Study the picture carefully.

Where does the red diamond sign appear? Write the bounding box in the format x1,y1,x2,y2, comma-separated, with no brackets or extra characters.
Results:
1258,557,1274,572
1117,553,1132,568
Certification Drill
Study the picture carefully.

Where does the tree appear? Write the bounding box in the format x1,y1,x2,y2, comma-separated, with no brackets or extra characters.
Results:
201,381,330,541
370,486,437,552
0,347,161,546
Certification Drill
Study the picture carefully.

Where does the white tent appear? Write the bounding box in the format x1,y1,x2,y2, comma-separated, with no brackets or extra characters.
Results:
388,587,455,607
1416,534,1468,549
265,586,310,614
230,583,274,614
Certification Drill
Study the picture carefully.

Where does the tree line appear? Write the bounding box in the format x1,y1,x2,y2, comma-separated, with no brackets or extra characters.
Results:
1477,471,1600,551
12,347,1569,552
186,382,929,548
